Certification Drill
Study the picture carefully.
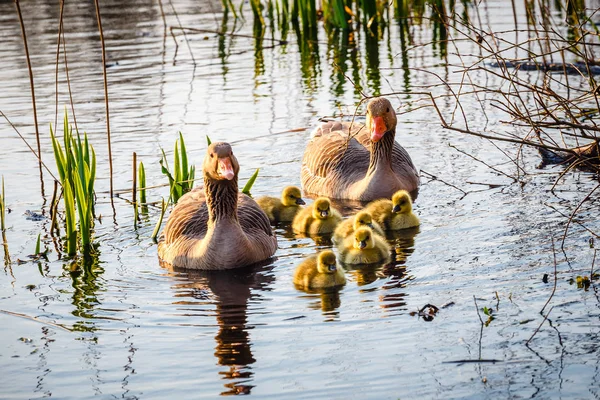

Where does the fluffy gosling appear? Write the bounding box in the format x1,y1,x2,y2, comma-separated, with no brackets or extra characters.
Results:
293,250,346,289
256,186,305,223
339,227,391,265
292,197,342,234
364,190,419,230
333,210,385,243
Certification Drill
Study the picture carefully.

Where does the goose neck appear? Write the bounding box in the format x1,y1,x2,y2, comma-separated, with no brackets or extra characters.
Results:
204,174,238,223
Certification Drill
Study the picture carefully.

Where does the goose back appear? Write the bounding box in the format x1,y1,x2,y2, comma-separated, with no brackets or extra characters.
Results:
301,120,419,201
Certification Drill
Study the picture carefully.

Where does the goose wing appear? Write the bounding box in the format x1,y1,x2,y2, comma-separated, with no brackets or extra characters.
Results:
301,121,370,194
162,188,209,244
162,189,274,245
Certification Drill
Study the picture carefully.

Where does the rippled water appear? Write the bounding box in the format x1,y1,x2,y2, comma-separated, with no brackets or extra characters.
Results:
1,1,599,399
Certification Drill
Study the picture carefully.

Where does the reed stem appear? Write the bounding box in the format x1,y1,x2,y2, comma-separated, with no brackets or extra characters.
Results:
14,0,44,195
93,0,115,208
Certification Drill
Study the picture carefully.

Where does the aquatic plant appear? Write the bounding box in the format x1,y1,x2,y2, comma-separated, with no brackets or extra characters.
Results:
50,112,96,257
138,161,147,214
160,132,195,204
151,198,167,242
242,169,260,196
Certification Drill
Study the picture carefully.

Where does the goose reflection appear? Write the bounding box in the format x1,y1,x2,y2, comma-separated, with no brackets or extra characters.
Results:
164,262,274,396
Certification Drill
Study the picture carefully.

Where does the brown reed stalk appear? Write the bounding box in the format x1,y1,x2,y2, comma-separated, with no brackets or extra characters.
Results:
54,0,65,130
61,24,79,133
132,152,138,225
93,0,115,207
14,0,44,192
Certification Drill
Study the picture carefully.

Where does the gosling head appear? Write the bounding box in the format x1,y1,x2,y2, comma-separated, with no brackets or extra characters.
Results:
316,250,338,274
312,197,332,220
365,97,397,143
391,190,413,214
353,227,375,250
203,142,239,181
353,211,375,230
281,186,305,207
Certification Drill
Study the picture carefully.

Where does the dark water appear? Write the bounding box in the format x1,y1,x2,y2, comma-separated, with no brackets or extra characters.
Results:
1,1,599,399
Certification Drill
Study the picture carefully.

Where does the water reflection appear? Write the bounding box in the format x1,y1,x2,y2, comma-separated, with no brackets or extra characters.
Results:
164,263,275,396
65,251,105,332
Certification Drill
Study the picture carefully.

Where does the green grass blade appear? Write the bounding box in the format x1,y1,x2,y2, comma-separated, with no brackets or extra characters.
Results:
242,168,259,196
151,198,167,242
35,233,41,255
138,161,146,205
206,135,212,146
63,182,77,257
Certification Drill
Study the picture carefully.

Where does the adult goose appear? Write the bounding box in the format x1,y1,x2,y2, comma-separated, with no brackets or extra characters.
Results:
158,142,277,270
301,97,419,201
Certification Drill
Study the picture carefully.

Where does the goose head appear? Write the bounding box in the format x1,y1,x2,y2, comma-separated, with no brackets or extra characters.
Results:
365,97,397,143
203,142,239,181
391,190,413,214
354,227,375,250
316,250,338,274
353,210,375,230
281,186,305,206
312,197,333,220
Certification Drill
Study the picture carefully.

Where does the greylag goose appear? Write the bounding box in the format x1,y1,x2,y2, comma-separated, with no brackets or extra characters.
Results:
256,186,305,223
293,250,346,289
301,97,419,201
333,210,385,244
364,189,420,230
158,142,277,269
338,227,391,265
292,197,342,234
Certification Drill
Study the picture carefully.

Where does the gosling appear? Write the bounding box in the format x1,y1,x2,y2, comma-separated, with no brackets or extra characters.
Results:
333,210,385,244
292,197,342,234
293,250,346,289
364,190,419,230
339,227,391,265
256,186,306,223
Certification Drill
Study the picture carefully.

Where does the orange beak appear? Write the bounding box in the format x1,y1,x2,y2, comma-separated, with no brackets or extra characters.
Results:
217,157,235,180
370,116,387,142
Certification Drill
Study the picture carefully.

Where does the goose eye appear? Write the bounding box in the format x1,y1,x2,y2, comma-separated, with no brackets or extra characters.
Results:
386,107,390,112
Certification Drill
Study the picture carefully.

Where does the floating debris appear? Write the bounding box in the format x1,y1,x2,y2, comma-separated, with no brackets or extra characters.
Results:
24,210,46,221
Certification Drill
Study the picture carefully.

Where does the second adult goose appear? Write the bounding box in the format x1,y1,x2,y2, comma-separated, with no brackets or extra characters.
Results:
301,97,420,201
158,142,277,270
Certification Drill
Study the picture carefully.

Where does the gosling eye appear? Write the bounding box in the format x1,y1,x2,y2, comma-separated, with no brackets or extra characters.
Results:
210,153,214,158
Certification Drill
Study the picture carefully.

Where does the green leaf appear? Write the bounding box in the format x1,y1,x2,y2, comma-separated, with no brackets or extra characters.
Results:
206,135,212,146
242,168,259,196
151,198,167,241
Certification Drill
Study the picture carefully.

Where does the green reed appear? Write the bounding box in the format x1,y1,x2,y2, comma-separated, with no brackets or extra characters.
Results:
138,161,147,214
151,198,167,242
160,132,195,204
50,111,96,257
242,169,260,196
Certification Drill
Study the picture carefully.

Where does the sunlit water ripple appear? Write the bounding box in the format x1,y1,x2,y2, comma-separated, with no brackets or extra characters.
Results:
1,0,599,399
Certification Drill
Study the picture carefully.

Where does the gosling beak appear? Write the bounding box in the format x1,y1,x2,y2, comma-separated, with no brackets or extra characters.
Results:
370,116,387,142
367,223,374,228
392,205,401,213
356,240,367,249
320,210,329,218
327,264,337,272
296,198,306,205
217,157,235,180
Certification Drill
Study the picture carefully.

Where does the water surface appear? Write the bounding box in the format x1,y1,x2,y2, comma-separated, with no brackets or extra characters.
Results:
1,1,599,399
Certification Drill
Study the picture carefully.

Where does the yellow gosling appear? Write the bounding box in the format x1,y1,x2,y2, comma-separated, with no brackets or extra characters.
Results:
293,250,346,289
256,186,305,223
333,210,385,243
292,197,342,234
339,227,391,265
364,190,419,230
